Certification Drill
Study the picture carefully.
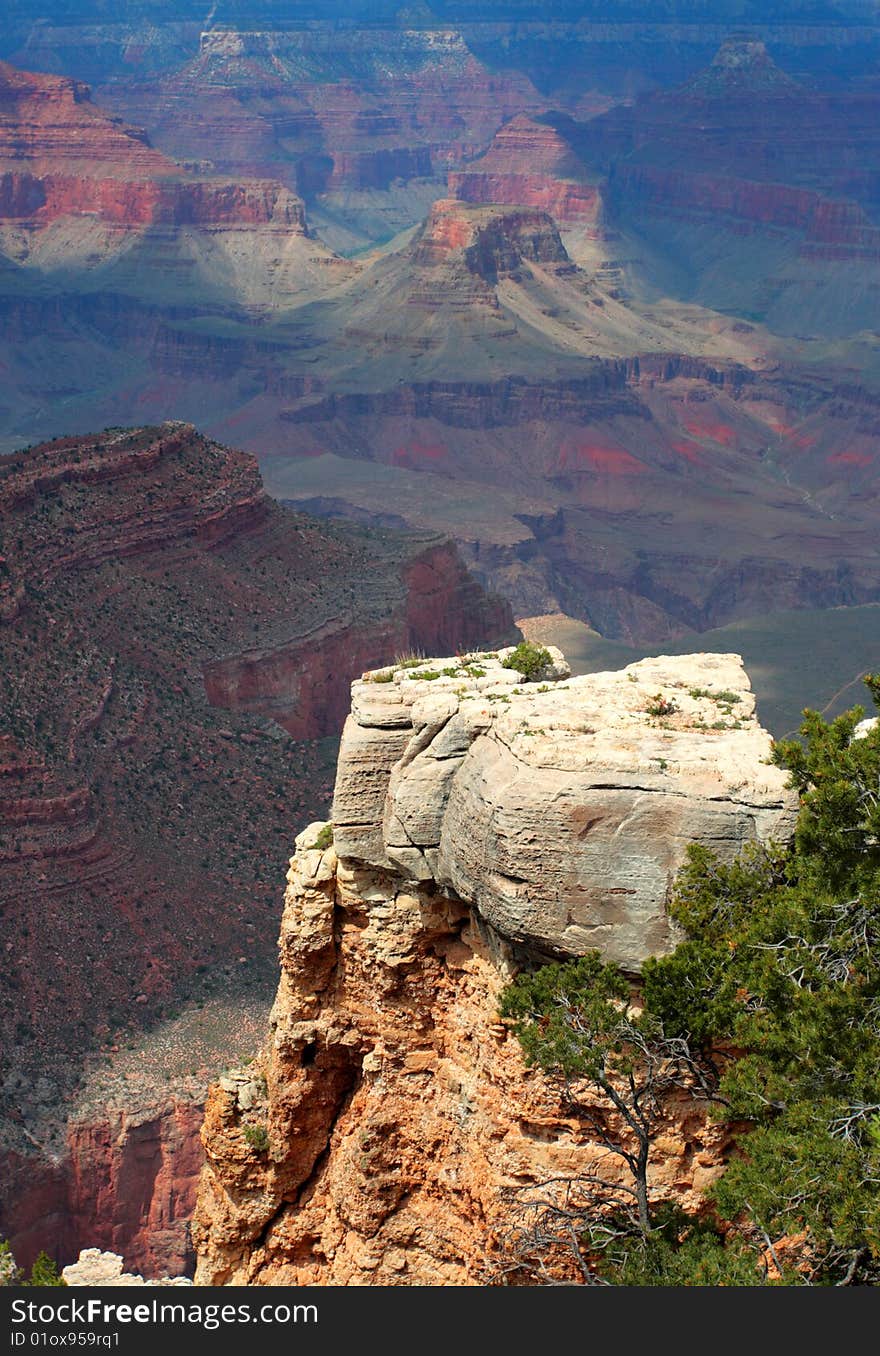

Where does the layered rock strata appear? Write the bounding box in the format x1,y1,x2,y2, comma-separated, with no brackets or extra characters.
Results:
193,651,795,1285
0,59,350,312
0,421,513,1276
333,649,795,969
448,115,602,227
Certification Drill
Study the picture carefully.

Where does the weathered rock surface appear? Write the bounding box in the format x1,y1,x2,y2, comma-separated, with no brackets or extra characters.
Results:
192,823,732,1286
448,114,602,227
62,1249,191,1287
92,27,543,224
334,649,796,969
0,58,350,312
192,649,793,1284
586,36,880,334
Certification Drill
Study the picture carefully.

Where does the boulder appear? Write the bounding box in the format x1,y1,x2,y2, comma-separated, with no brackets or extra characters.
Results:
332,651,797,969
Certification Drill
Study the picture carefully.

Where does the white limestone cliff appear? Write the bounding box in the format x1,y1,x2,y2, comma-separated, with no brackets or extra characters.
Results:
333,646,796,968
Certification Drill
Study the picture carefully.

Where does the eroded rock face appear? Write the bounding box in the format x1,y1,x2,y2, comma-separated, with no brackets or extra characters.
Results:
0,421,513,1277
334,649,796,969
448,114,602,226
192,829,731,1286
193,649,795,1285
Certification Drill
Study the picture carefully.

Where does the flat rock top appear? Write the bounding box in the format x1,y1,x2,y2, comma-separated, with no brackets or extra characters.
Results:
355,647,787,804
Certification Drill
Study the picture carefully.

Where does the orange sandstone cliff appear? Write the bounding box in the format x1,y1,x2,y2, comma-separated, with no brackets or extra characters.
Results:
192,650,796,1284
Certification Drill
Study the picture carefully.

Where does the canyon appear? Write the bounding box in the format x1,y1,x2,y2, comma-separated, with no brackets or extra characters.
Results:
1,41,879,645
193,648,795,1284
0,422,512,1274
1,1,880,1284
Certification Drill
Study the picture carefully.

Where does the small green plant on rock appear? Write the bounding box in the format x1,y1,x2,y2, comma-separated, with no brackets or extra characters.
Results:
689,687,741,705
646,693,678,718
310,823,333,851
501,642,552,681
243,1123,269,1154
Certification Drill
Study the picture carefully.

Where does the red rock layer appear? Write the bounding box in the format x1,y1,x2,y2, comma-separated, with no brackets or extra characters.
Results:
449,115,602,225
0,1099,204,1279
95,30,545,195
0,59,309,234
0,60,170,177
409,199,570,283
272,362,880,639
590,40,880,254
613,163,880,259
203,540,512,740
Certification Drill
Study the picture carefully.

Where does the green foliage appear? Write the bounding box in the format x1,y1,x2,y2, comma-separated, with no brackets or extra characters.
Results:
501,676,880,1285
500,953,629,1082
500,953,716,1260
642,675,880,1284
243,1123,270,1154
408,669,441,681
689,687,741,704
1,1241,65,1287
501,642,551,680
645,692,678,717
309,823,333,851
25,1252,64,1287
597,1205,773,1287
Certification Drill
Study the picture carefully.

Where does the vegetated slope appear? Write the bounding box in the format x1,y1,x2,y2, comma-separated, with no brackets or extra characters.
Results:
0,420,513,1181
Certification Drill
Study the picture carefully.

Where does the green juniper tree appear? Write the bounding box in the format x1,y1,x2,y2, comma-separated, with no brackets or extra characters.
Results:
499,678,880,1285
498,954,722,1284
24,1252,64,1287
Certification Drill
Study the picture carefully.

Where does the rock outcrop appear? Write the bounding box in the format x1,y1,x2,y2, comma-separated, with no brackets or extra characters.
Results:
93,27,543,216
334,649,795,969
192,650,795,1285
412,199,570,281
586,37,880,333
62,1249,191,1287
448,115,602,227
0,59,350,310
